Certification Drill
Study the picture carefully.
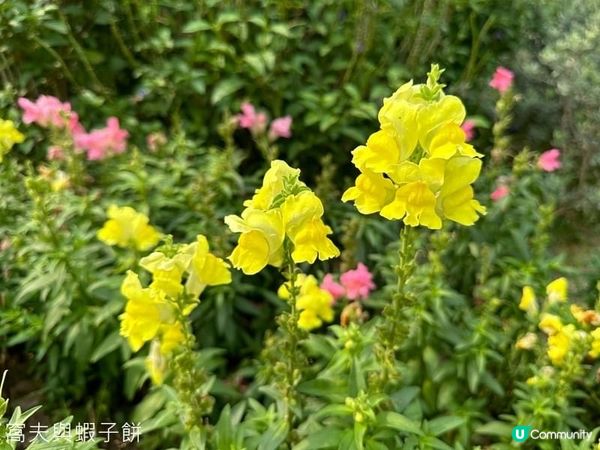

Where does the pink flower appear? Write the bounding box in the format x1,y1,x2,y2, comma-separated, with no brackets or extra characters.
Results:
74,117,128,161
321,274,346,300
268,116,292,140
236,102,267,134
47,146,65,161
490,184,510,201
340,263,375,301
537,148,561,172
17,95,74,129
461,119,476,141
489,67,514,94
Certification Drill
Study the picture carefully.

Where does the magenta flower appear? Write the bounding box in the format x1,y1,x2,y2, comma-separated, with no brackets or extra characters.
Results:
340,263,375,301
537,148,561,172
489,67,514,94
74,117,128,161
461,119,476,141
18,95,74,129
490,184,510,202
321,274,346,300
236,102,267,134
268,116,292,141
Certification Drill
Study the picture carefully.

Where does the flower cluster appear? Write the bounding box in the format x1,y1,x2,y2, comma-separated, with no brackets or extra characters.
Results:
321,263,376,301
18,95,128,161
0,119,25,162
518,277,600,366
225,160,339,274
120,235,231,383
342,65,486,229
97,205,162,251
235,102,292,141
278,274,334,330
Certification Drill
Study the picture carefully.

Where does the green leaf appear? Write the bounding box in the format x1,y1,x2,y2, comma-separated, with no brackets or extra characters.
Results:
376,412,423,436
211,78,244,104
90,331,122,363
293,428,344,450
475,421,514,437
427,416,465,436
182,20,211,33
419,436,454,450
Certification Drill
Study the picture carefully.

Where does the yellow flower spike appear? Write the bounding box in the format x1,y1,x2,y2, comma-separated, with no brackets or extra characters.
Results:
97,205,161,251
588,328,600,359
0,119,25,161
380,181,442,229
119,271,173,352
186,234,232,297
342,169,396,214
539,313,563,336
546,277,568,303
344,68,485,229
519,286,538,316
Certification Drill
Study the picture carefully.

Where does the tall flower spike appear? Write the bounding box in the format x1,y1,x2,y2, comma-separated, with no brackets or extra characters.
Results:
225,160,339,275
343,65,486,229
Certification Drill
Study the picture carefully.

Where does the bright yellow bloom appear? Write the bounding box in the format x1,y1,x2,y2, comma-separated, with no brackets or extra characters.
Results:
547,324,575,365
539,313,563,336
519,286,537,316
119,271,173,352
546,277,568,303
278,274,334,331
226,160,339,275
186,235,232,296
341,169,395,214
589,328,600,359
159,322,186,355
97,205,161,251
0,119,25,162
343,66,485,229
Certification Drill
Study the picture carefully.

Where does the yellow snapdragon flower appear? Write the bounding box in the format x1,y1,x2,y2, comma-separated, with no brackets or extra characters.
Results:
343,65,486,229
278,274,334,331
519,286,538,316
119,271,173,352
547,324,575,365
546,277,568,303
0,119,25,162
589,328,600,359
97,205,161,251
539,313,563,336
225,160,339,275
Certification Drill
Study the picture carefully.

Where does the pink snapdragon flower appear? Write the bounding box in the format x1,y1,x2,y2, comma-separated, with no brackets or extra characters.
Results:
537,148,561,172
18,95,74,129
489,67,514,94
74,117,128,161
236,102,267,134
321,274,346,300
269,116,292,140
461,119,476,141
340,263,375,300
490,184,510,201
